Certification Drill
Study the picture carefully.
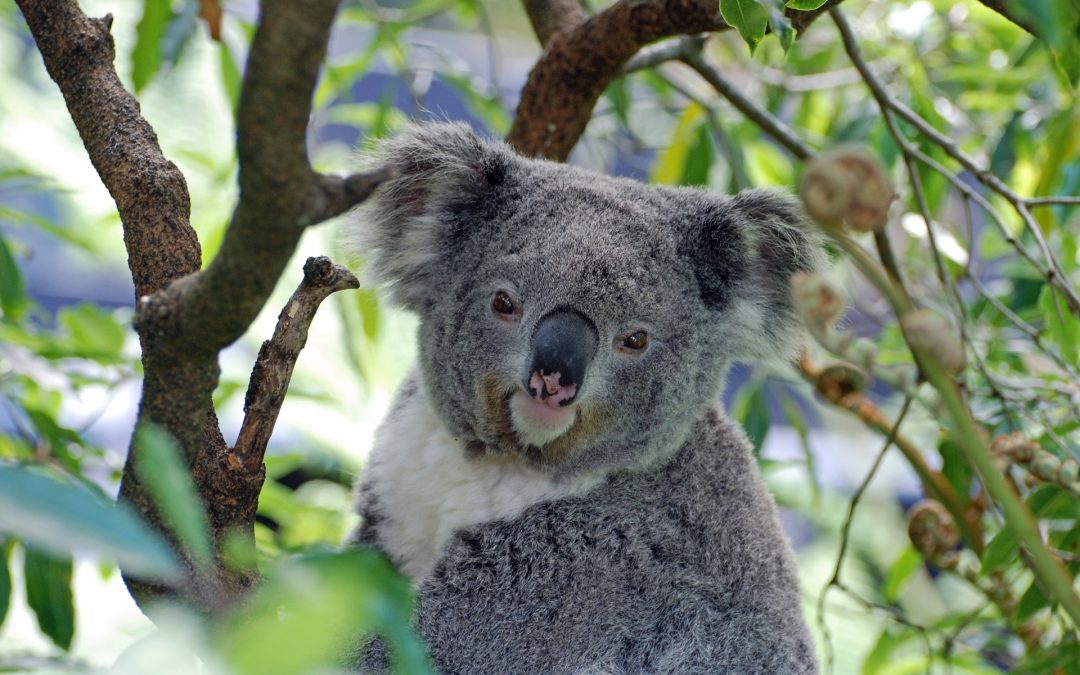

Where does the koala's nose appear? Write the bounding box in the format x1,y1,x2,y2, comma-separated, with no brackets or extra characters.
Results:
526,308,598,407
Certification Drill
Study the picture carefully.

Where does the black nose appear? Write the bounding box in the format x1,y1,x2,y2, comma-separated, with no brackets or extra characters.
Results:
526,308,598,406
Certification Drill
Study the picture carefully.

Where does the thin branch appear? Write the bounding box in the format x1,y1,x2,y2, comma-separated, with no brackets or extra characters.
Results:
830,8,1080,318
233,257,360,471
816,396,914,675
680,47,814,161
1025,196,1080,207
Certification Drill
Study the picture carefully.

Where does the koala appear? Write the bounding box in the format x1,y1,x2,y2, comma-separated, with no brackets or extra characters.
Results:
345,123,823,674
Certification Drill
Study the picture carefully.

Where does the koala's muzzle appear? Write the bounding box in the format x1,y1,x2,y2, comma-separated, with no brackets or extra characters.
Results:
526,309,598,408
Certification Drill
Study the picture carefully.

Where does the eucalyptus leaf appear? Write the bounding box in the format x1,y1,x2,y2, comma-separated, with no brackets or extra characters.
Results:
134,424,213,572
131,0,173,92
720,0,768,54
0,234,27,321
0,541,11,630
23,548,75,651
0,465,181,582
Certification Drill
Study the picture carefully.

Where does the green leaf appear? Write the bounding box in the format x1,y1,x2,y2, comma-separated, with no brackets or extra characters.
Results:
1016,578,1048,621
216,549,432,675
0,541,11,630
883,545,922,602
652,103,707,185
57,303,126,360
681,123,714,186
0,466,181,582
134,424,213,571
720,0,769,54
760,0,794,53
785,0,828,10
356,288,381,342
604,78,632,130
938,439,973,502
23,548,75,651
980,527,1019,575
1039,285,1079,366
132,0,173,93
0,234,28,321
1004,0,1080,85
219,42,242,114
733,379,770,458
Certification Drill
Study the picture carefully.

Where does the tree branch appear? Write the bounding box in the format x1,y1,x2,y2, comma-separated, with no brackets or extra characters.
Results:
14,1,200,298
234,257,360,472
509,0,725,160
509,0,839,161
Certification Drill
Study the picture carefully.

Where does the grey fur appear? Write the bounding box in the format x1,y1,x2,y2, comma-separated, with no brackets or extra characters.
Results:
346,123,823,673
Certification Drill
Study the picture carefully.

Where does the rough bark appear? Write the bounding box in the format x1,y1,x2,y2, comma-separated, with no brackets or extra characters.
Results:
508,0,838,162
18,0,386,610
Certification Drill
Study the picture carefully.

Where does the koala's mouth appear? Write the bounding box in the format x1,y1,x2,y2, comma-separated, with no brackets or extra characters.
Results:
475,373,607,468
509,389,578,447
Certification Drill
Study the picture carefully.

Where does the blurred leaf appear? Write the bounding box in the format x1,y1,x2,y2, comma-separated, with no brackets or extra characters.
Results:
1016,578,1048,621
23,548,75,651
989,112,1023,180
219,42,242,113
134,424,213,572
720,0,768,54
760,0,794,53
356,288,381,342
652,103,706,185
1005,0,1080,85
132,0,173,92
215,549,431,675
0,541,10,630
0,465,181,582
733,380,770,458
786,0,827,9
161,0,199,70
777,391,818,503
1039,285,1079,366
604,78,632,130
980,527,1018,575
0,234,28,321
56,303,126,361
883,545,922,603
938,439,974,502
681,123,714,186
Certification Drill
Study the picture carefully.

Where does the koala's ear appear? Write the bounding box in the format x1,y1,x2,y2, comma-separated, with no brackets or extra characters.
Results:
687,188,827,361
346,122,512,310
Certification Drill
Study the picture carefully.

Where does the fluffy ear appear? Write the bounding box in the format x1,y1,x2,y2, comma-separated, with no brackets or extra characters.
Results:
687,188,827,361
347,122,513,310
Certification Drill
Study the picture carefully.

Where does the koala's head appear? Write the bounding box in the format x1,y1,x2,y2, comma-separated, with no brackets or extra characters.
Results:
351,123,825,476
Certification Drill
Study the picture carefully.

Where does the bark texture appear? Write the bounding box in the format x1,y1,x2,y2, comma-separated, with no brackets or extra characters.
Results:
17,0,385,610
508,0,838,162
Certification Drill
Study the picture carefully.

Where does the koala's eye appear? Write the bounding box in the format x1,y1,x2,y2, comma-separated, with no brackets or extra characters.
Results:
491,290,518,318
620,331,649,353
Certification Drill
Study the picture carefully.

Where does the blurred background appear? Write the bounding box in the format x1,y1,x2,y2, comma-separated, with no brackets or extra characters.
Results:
1,1,1078,673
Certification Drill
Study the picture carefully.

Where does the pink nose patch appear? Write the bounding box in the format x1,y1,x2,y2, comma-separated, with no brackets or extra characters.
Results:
529,371,577,408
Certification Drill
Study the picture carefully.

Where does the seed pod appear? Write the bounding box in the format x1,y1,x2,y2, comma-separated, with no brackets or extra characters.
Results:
790,271,845,334
907,499,959,563
900,309,965,375
801,147,893,232
816,362,870,401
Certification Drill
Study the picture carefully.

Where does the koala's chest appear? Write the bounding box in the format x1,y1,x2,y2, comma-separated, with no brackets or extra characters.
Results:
360,388,597,581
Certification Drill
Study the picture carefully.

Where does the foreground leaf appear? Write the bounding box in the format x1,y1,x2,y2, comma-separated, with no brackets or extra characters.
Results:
23,548,75,651
0,466,181,582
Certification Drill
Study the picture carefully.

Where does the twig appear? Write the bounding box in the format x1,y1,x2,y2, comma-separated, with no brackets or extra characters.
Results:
680,48,814,161
830,8,1080,318
816,396,914,675
233,257,360,471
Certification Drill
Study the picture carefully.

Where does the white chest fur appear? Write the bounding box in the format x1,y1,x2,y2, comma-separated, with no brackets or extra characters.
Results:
361,384,599,581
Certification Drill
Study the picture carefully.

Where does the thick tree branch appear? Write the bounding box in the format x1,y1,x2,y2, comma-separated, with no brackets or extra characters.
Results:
234,257,360,472
14,1,200,298
509,0,725,160
509,0,839,161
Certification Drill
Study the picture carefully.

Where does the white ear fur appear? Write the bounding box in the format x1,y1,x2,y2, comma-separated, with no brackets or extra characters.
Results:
341,123,508,310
